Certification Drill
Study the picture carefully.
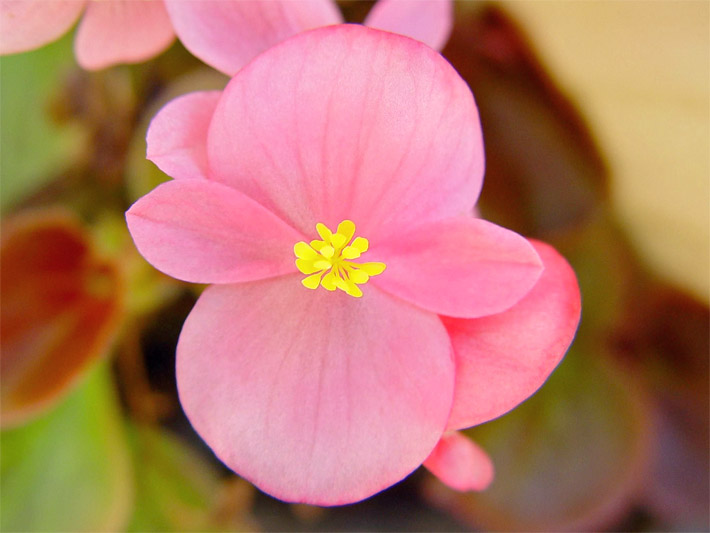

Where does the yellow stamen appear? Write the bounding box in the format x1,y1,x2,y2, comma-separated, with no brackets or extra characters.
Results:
293,220,386,298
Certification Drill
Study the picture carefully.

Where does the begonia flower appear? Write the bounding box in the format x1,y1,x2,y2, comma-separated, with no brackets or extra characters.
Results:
165,0,452,76
0,0,452,71
0,0,175,70
126,25,581,505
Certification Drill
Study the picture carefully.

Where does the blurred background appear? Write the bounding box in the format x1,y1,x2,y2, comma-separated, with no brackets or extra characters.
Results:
1,1,708,531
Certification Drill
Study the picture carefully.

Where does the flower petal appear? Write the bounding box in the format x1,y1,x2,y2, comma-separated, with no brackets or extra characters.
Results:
0,0,85,55
369,217,543,318
424,432,494,491
126,179,302,284
146,91,221,181
74,0,175,70
364,0,453,51
165,0,343,76
177,278,455,505
208,25,483,238
443,240,582,430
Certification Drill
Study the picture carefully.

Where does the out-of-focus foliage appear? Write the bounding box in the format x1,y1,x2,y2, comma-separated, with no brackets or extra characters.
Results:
0,209,124,426
0,363,133,532
425,350,651,531
615,283,710,528
0,33,84,212
445,4,608,237
127,424,255,532
504,1,710,302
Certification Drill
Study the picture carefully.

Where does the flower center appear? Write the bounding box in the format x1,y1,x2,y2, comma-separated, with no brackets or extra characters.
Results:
294,220,386,298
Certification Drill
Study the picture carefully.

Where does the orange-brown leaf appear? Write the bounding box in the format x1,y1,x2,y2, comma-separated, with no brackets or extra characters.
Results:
1,209,124,427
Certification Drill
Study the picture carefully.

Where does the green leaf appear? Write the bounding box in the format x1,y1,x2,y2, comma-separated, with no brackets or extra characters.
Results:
1,362,132,532
557,214,635,339
0,32,85,213
127,424,255,532
127,425,218,532
426,350,651,531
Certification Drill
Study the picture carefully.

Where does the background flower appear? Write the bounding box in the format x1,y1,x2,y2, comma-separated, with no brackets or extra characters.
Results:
165,0,452,75
0,0,452,70
0,0,175,70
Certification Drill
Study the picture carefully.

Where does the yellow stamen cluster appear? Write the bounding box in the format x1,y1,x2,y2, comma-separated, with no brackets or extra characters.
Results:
294,220,386,298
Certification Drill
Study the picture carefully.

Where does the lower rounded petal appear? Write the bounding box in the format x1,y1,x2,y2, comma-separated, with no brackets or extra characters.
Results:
444,240,582,430
177,277,455,505
424,431,494,491
75,0,175,70
0,0,85,55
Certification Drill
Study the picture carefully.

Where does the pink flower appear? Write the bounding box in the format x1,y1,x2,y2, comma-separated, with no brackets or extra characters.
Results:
0,0,175,70
0,0,452,71
126,25,581,505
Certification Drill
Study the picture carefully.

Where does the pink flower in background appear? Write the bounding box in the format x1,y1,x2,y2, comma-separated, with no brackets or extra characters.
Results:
0,0,451,71
126,25,581,504
164,0,452,75
0,0,175,70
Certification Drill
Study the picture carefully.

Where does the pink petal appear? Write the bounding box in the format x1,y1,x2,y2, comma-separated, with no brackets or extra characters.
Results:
146,91,221,180
364,0,453,51
208,25,483,238
0,0,85,55
177,278,455,505
369,217,543,318
165,0,343,76
74,0,175,70
126,179,302,284
424,432,494,491
444,240,582,430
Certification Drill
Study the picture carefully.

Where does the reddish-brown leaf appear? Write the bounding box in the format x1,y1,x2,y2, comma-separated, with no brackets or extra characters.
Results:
1,209,124,426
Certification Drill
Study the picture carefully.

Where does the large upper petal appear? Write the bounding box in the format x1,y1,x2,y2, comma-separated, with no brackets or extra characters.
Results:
423,431,494,491
208,25,483,239
364,0,453,51
443,240,581,430
369,217,543,318
74,0,175,70
126,179,302,284
177,277,455,505
146,91,222,181
165,0,343,76
0,0,85,55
